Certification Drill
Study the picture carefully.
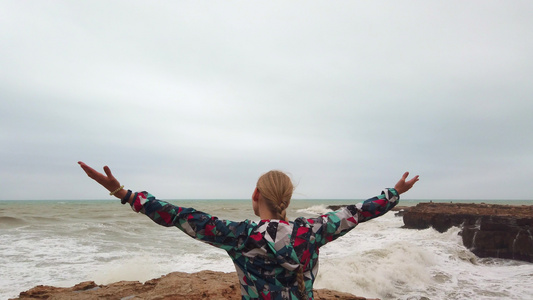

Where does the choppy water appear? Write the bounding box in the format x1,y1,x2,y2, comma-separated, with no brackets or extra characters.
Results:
1,199,532,299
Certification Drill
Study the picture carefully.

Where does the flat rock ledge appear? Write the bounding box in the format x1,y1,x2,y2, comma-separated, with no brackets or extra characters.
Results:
14,270,377,300
402,202,533,262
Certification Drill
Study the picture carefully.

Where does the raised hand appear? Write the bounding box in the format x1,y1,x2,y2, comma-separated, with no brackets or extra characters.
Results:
78,161,124,197
394,172,419,194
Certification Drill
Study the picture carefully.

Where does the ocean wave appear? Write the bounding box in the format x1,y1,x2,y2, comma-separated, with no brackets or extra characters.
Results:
32,216,62,222
296,204,332,215
0,216,27,228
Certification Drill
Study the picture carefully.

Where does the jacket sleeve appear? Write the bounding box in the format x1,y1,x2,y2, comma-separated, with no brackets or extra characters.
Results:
306,188,399,247
129,191,251,251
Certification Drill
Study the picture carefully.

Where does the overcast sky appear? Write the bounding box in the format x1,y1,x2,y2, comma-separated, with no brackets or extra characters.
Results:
1,1,532,201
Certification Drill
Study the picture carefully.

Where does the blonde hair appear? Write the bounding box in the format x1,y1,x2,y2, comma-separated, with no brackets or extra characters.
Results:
256,170,293,221
256,170,307,299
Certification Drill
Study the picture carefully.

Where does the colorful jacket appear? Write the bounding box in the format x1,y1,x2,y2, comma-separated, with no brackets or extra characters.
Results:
129,188,399,300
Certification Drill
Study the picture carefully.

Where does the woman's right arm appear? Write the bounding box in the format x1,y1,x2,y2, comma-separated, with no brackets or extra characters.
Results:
78,161,248,250
78,161,130,200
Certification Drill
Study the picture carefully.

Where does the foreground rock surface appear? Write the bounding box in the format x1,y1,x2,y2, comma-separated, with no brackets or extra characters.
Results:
14,270,377,300
403,202,533,262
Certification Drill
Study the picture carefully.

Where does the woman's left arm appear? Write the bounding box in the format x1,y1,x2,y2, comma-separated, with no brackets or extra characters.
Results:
307,172,419,247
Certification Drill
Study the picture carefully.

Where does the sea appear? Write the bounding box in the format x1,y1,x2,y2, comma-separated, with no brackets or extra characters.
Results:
1,198,532,300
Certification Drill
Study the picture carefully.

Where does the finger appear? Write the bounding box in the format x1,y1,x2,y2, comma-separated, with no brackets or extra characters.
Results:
78,161,89,171
103,166,114,178
402,172,409,181
408,175,420,185
79,161,99,178
104,166,120,185
79,161,95,172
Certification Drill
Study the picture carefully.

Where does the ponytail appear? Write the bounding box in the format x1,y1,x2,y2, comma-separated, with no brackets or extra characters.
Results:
257,171,306,299
296,266,307,299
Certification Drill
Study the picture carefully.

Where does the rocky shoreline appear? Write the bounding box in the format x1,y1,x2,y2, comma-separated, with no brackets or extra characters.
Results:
330,202,533,262
14,270,377,300
402,202,533,262
14,202,533,299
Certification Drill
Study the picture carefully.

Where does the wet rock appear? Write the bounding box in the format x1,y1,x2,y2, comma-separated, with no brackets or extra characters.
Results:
326,205,409,216
403,202,533,262
326,205,346,211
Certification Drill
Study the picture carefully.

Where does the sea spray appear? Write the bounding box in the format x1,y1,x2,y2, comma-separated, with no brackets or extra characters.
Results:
89,255,168,284
295,204,331,215
316,241,436,299
314,214,438,299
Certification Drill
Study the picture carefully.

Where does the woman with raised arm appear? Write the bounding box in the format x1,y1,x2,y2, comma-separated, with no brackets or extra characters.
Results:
78,161,419,300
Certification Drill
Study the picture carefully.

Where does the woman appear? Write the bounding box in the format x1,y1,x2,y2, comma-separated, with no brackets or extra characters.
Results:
78,161,418,300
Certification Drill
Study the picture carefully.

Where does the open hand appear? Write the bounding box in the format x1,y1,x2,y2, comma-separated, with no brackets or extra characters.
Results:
78,161,122,194
394,172,419,194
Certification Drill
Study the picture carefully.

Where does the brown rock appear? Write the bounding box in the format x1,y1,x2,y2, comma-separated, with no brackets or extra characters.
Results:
402,202,533,262
13,271,378,300
326,205,410,216
326,205,347,211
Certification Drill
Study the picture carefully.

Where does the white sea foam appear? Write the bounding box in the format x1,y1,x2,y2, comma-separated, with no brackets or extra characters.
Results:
296,204,331,215
315,216,446,299
89,255,168,284
315,214,533,299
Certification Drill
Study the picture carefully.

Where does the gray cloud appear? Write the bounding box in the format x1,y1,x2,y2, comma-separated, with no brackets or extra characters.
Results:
1,1,532,200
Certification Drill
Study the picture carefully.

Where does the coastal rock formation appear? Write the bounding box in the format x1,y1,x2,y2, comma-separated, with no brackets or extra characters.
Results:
402,203,533,262
14,270,376,300
326,205,408,217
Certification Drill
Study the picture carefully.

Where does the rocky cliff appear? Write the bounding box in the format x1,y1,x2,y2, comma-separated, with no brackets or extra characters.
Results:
402,202,533,262
14,270,376,300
